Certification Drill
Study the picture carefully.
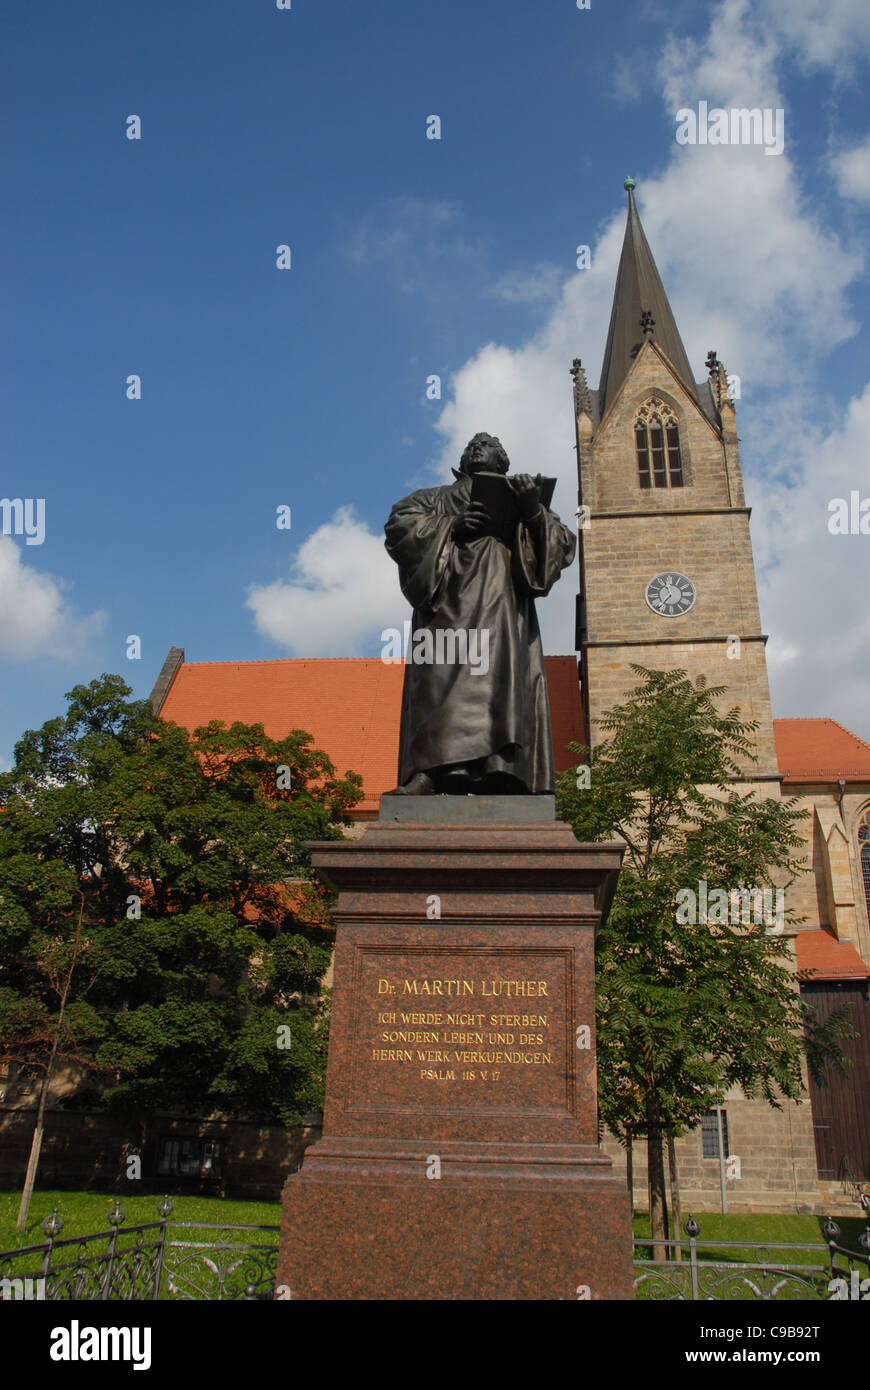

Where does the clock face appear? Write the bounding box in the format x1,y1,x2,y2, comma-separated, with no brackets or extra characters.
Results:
645,572,696,617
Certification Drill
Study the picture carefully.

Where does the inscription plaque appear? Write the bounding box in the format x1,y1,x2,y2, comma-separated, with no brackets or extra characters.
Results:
349,946,572,1115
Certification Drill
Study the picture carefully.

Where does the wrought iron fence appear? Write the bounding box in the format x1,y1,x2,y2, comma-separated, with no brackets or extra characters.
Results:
0,1199,279,1301
2,1203,868,1300
633,1215,870,1301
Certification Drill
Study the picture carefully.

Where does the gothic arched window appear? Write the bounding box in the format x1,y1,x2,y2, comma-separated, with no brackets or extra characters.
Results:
635,399,684,489
859,810,870,926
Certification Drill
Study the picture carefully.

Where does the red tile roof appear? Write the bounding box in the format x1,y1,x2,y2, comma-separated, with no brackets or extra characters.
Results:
796,929,870,982
158,656,586,814
157,655,870,801
773,718,870,783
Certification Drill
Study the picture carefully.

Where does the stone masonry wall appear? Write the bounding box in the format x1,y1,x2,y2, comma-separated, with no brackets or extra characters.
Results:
599,1090,824,1215
0,1107,319,1203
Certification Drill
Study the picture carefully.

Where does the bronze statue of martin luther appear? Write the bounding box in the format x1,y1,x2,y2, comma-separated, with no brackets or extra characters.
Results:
384,432,575,796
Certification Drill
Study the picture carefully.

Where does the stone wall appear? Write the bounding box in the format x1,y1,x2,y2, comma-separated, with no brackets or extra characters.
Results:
585,639,780,778
0,1106,320,1203
784,786,870,963
584,347,739,513
599,1088,836,1215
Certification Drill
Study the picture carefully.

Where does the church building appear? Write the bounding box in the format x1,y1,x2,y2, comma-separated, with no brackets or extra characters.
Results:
569,179,870,1210
149,184,870,1213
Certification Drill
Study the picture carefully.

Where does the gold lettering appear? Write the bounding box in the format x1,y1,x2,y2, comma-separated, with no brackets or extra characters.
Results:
402,979,475,996
450,1048,554,1066
487,1014,547,1027
480,980,548,997
381,1030,439,1044
383,983,551,1077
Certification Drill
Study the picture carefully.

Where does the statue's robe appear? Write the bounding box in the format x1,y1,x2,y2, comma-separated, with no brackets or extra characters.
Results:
384,473,576,793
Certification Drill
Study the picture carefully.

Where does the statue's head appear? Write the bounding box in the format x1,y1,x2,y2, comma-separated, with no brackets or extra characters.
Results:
457,432,510,477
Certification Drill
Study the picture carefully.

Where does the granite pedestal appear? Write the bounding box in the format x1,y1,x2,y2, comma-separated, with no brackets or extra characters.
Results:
276,798,634,1300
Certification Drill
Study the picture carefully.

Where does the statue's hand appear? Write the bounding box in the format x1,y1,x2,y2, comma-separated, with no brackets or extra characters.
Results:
452,503,491,543
508,473,543,519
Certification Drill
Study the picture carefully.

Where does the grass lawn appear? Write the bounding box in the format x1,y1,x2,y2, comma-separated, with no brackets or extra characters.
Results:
631,1208,868,1302
0,1190,281,1254
630,1210,868,1301
3,1192,862,1257
632,1209,867,1262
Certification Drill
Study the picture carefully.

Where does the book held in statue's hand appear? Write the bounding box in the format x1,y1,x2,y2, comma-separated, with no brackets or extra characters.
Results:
470,472,557,530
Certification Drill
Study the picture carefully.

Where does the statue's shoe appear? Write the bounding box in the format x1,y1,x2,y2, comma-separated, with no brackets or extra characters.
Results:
386,771,436,796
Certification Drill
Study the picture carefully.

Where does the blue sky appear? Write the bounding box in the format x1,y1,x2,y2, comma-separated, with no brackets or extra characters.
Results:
3,0,870,764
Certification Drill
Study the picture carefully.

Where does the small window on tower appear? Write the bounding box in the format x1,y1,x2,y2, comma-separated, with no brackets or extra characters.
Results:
635,425,651,488
649,420,668,487
666,423,684,486
635,400,686,490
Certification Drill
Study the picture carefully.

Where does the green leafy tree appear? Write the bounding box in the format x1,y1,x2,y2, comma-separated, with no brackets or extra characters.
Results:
0,675,362,1221
556,667,852,1249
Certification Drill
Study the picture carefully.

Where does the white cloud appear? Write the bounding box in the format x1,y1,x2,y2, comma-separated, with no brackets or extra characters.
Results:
651,3,860,380
344,196,487,299
749,382,870,734
658,0,783,116
664,0,870,84
246,506,407,655
346,197,464,264
757,0,870,75
0,538,106,662
831,135,870,201
483,263,564,305
612,51,646,105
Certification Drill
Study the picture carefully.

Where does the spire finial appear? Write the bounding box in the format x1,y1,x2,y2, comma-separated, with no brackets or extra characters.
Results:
624,176,636,191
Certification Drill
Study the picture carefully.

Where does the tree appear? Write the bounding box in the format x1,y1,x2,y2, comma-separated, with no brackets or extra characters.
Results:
556,666,852,1250
0,675,363,1213
1,885,104,1230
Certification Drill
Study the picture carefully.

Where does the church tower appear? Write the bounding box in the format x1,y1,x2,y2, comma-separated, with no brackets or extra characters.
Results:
573,180,780,783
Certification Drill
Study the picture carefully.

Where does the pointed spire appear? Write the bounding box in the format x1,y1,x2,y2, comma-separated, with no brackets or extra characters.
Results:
597,180,697,418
